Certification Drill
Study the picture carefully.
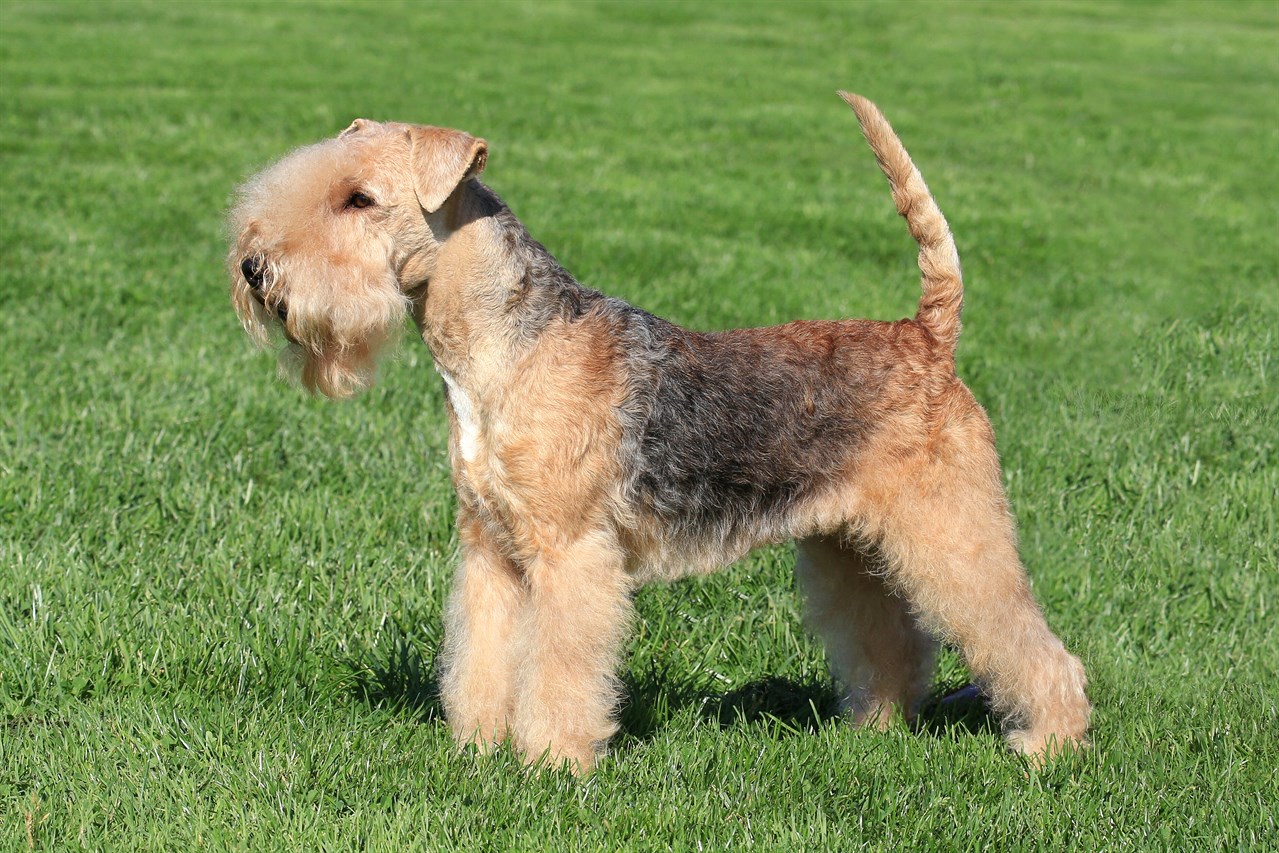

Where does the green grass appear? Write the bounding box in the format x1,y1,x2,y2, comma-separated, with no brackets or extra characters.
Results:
2,0,1276,849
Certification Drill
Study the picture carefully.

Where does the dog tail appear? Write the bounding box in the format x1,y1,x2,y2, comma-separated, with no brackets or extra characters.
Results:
839,92,964,356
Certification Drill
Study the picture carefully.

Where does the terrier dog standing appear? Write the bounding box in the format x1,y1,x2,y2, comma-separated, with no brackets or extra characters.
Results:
228,93,1090,773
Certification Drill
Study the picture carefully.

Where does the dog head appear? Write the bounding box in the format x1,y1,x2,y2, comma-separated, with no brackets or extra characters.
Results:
227,120,487,397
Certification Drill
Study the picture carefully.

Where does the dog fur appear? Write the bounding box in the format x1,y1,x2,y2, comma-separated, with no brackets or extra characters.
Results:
227,93,1091,773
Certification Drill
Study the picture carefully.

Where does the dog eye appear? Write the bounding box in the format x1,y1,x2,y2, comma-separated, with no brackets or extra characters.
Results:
345,191,375,210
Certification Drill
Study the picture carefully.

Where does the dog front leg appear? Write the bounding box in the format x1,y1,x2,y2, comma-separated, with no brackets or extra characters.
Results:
511,528,633,774
438,512,525,751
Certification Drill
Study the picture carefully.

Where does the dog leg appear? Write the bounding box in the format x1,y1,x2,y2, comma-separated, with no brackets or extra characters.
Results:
797,536,937,729
868,421,1091,760
438,512,525,751
511,528,632,774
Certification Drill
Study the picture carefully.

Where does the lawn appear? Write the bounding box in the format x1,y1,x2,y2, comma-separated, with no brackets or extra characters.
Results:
1,0,1276,849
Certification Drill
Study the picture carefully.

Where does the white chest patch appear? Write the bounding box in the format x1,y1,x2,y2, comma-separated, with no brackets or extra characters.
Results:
435,366,481,464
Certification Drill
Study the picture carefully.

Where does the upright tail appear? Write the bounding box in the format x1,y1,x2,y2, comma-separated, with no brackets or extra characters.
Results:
839,92,964,357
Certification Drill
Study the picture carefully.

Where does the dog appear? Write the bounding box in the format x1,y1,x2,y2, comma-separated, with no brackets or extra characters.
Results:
227,93,1091,773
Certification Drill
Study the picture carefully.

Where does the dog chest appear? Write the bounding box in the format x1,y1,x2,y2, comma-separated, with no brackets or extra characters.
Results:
436,364,482,464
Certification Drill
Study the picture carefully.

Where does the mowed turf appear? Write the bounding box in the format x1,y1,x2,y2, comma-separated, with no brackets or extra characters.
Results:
1,0,1276,849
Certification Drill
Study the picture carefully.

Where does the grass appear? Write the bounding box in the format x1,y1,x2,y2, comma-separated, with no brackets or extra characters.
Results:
1,0,1276,849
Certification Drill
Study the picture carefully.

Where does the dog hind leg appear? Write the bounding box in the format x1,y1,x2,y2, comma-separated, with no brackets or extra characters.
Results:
864,422,1091,759
797,535,938,728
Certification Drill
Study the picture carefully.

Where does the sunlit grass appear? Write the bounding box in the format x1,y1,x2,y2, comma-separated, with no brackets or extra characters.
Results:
2,1,1276,849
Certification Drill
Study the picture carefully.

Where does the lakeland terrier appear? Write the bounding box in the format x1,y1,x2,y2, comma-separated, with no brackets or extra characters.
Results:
227,93,1091,773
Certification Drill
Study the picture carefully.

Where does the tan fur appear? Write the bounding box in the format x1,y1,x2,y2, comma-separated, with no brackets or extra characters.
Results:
797,536,938,728
227,95,1091,774
840,91,964,355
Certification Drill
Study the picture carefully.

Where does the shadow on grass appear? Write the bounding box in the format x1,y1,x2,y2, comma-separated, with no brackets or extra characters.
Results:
914,682,1002,739
341,633,1001,745
619,665,1001,743
343,627,443,723
619,667,842,741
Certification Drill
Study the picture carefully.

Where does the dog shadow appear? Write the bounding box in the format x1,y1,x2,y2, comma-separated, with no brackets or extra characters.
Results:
914,682,1002,739
344,629,443,723
618,669,840,741
343,638,1001,745
618,667,1000,743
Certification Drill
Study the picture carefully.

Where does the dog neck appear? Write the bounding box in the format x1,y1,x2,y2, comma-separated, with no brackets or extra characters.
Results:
414,182,603,397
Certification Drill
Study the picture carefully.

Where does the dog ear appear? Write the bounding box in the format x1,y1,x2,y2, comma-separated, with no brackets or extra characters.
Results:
340,118,375,138
408,126,488,214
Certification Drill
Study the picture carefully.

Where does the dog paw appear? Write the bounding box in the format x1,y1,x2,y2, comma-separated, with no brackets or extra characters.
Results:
1006,728,1087,766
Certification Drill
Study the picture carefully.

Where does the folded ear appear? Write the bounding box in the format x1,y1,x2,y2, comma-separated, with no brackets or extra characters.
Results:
340,118,376,138
408,126,488,214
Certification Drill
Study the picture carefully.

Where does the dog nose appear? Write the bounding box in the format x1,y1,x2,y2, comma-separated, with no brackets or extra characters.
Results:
241,256,265,290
